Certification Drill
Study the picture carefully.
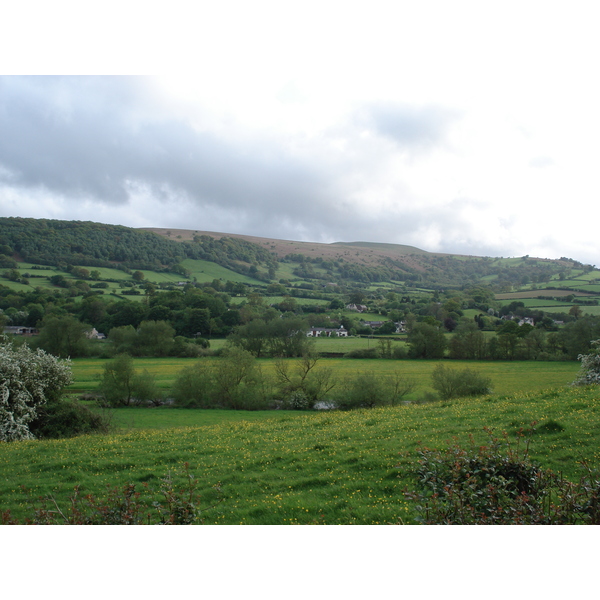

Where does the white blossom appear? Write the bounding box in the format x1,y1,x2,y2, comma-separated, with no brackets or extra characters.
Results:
571,340,600,387
0,343,73,442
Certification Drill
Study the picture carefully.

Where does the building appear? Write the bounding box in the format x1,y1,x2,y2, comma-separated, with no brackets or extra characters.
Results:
307,326,349,337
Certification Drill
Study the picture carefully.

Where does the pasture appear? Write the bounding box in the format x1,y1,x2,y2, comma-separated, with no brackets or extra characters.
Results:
2,384,599,524
67,356,581,400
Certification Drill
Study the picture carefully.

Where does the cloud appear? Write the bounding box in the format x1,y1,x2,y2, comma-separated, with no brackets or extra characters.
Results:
0,76,597,266
358,102,459,151
0,76,428,244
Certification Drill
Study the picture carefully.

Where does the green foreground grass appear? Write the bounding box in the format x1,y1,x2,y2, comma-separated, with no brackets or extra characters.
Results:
1,384,599,524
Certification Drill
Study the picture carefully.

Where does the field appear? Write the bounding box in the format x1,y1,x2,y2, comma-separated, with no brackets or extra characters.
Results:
67,356,582,400
2,383,599,524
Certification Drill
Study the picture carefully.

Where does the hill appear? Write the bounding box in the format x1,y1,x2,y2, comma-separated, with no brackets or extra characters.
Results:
142,226,595,290
1,216,598,294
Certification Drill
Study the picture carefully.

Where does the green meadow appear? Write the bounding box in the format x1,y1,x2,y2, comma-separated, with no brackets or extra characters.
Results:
67,356,581,399
1,384,599,524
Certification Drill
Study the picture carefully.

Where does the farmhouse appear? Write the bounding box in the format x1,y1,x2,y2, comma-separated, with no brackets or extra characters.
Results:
346,304,368,312
85,328,106,340
307,326,348,337
3,325,38,336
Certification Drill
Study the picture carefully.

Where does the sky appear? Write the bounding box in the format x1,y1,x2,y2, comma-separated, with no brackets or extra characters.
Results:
1,1,599,266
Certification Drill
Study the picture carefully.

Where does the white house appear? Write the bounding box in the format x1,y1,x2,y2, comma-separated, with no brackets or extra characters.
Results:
307,326,348,337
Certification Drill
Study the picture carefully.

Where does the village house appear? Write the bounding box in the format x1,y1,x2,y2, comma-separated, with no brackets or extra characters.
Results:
3,325,38,336
307,326,349,337
85,328,106,340
345,304,368,312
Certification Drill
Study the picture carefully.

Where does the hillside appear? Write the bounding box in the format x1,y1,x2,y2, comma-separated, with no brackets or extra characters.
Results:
142,226,595,290
0,217,597,292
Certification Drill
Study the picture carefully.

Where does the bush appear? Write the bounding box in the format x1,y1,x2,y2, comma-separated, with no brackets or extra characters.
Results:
28,398,111,439
571,340,600,387
345,348,379,359
405,427,600,524
0,342,73,441
97,354,162,406
274,354,337,410
2,464,222,525
431,364,492,401
172,362,215,408
334,371,416,410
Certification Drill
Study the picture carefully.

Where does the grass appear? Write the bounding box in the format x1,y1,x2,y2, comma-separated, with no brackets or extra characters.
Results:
67,356,581,400
2,384,599,524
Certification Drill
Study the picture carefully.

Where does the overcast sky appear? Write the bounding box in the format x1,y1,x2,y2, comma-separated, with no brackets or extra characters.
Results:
1,2,599,266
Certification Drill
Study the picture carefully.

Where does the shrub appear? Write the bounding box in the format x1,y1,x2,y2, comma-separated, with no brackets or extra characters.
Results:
571,340,600,387
334,372,415,410
28,398,112,439
0,342,73,441
2,464,222,525
283,390,311,410
431,364,492,401
405,427,600,524
345,348,379,359
172,362,215,408
274,354,337,409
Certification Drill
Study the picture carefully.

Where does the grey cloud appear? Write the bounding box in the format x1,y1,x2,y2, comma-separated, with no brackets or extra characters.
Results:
0,76,460,251
0,76,335,220
359,102,459,150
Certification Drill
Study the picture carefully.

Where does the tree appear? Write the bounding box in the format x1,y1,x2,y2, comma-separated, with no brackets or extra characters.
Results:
0,341,73,441
136,320,175,357
407,323,447,359
213,347,269,410
449,321,487,359
274,353,337,409
97,353,137,406
172,361,215,407
36,315,90,358
571,340,600,387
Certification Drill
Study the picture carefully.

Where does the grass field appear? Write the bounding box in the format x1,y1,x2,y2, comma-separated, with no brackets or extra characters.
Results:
1,383,599,524
68,356,581,401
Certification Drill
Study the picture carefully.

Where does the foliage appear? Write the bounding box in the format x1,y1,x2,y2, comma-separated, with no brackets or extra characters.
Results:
571,340,600,387
2,464,221,525
28,397,111,439
407,323,447,358
0,342,73,441
431,364,492,400
229,317,313,357
97,353,160,407
171,361,215,408
213,347,271,410
36,315,91,358
274,354,337,409
335,371,416,410
405,427,600,524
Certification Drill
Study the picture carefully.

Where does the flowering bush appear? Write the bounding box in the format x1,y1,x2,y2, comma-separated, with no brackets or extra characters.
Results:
572,340,600,387
0,342,73,442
